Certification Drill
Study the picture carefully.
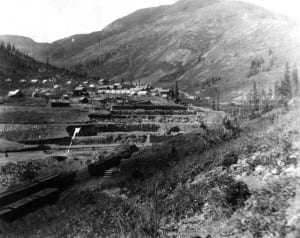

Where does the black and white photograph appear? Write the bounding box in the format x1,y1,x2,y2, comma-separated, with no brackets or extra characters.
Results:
0,0,300,237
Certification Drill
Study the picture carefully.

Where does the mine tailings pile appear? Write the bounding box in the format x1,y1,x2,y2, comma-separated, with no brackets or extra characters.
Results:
82,104,202,145
0,171,76,221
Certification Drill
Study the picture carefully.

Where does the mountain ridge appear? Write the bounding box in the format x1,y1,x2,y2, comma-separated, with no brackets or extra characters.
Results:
1,0,300,99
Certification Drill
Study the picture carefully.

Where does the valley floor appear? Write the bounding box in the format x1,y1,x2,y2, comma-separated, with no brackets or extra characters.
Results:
1,99,300,237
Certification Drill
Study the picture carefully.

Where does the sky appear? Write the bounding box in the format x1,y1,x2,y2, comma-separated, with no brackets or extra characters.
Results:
0,0,300,43
246,0,300,21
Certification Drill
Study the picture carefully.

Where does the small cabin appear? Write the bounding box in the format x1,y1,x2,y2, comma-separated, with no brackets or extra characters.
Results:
73,86,88,96
158,89,171,98
62,94,69,100
137,91,149,96
98,79,108,85
113,83,122,90
53,84,61,89
79,96,89,104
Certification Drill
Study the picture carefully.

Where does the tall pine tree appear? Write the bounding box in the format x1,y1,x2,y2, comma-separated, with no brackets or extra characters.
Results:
282,62,292,99
252,80,259,111
274,80,281,99
292,64,299,97
175,80,179,103
169,87,175,99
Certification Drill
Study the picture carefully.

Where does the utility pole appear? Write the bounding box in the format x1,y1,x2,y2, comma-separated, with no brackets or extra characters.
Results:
46,52,49,71
216,86,220,110
63,54,67,70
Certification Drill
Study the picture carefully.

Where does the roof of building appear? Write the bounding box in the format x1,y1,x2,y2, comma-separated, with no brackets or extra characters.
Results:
8,89,24,97
74,86,87,91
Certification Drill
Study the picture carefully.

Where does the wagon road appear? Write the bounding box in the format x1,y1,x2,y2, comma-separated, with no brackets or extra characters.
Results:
0,144,122,165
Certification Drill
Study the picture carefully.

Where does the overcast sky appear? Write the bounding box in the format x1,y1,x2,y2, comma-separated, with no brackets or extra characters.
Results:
0,0,299,43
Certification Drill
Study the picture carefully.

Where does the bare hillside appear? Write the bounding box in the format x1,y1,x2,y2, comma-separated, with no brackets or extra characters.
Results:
2,0,300,99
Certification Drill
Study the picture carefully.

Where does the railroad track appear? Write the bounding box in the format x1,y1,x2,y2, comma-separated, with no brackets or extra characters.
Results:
0,171,76,221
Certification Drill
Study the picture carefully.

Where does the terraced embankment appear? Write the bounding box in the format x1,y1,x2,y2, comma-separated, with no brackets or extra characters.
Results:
0,106,89,141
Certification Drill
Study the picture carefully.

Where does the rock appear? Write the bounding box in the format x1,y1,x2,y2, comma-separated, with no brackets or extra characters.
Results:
254,165,265,175
271,168,280,175
246,155,257,166
277,160,285,167
246,152,269,168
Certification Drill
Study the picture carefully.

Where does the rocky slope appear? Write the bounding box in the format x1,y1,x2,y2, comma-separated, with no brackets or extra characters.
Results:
2,0,300,99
